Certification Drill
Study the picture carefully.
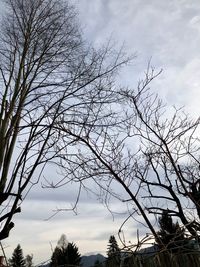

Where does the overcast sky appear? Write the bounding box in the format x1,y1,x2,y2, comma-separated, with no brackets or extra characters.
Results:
3,0,200,265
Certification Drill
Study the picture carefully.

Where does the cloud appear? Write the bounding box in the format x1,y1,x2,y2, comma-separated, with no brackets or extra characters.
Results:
76,0,200,114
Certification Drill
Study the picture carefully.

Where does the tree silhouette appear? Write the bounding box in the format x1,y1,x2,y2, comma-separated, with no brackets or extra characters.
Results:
106,235,121,267
51,235,81,266
156,210,186,251
0,0,129,240
9,244,25,267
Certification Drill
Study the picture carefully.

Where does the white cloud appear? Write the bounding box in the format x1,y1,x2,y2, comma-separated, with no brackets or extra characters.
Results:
77,0,200,112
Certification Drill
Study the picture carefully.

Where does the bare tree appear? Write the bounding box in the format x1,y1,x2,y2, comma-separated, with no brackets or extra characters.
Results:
0,0,129,240
121,68,200,242
54,66,200,249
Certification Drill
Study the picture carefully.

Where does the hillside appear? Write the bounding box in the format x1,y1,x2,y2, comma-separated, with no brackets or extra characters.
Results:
81,254,106,267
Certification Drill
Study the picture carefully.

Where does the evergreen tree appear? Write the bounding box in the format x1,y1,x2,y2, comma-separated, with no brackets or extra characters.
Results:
106,235,120,267
51,235,81,266
156,210,186,251
10,244,25,267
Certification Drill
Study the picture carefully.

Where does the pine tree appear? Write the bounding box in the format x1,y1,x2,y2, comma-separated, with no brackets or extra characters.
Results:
156,211,186,251
10,244,25,267
106,235,121,267
51,235,81,267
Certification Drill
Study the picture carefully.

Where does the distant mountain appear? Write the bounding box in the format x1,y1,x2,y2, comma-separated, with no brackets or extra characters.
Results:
37,254,106,267
81,253,106,267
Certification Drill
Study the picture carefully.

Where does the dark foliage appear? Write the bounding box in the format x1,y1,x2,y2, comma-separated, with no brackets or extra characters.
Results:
9,244,25,267
51,242,81,266
106,236,121,267
156,211,186,251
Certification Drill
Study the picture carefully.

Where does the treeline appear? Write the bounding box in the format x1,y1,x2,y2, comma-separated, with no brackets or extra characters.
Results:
8,211,199,267
8,234,81,267
8,233,121,267
8,245,33,267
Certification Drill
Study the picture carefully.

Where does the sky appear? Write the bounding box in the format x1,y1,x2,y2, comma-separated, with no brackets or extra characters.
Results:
2,0,200,265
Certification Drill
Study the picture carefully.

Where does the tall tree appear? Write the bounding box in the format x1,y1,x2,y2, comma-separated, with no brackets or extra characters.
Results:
9,244,25,267
0,0,128,239
106,235,121,267
55,66,200,249
51,235,81,267
156,211,186,251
